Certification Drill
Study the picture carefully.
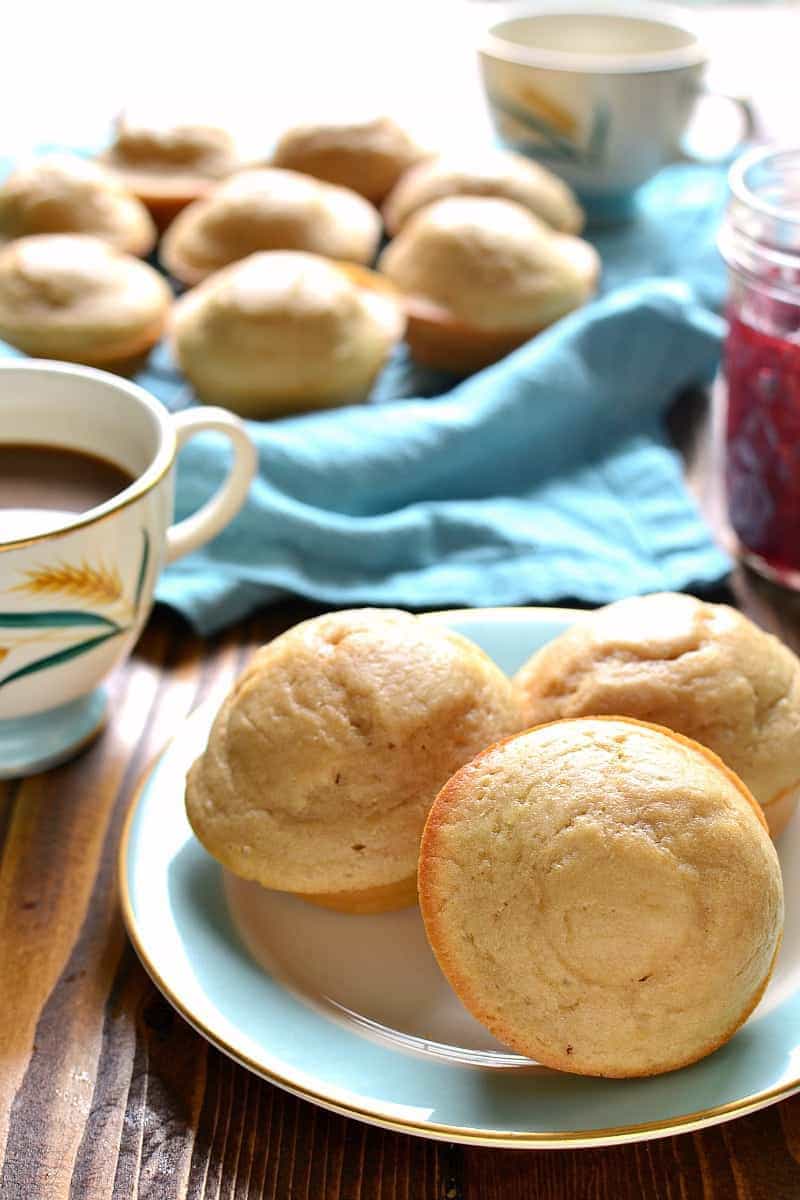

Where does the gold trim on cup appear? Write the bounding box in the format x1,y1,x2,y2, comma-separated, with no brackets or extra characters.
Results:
0,360,178,553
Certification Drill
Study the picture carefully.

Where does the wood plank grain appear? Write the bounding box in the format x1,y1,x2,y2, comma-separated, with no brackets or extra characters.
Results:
720,1103,800,1200
461,1116,776,1200
121,1007,452,1200
0,614,208,1199
0,620,186,1198
0,755,128,1183
780,1095,800,1167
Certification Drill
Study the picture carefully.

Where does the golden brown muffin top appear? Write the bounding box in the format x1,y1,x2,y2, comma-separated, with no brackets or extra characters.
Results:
0,153,156,257
185,608,522,896
108,117,236,172
383,149,584,236
101,115,241,200
419,717,783,1078
161,168,382,285
0,234,171,359
171,250,404,410
379,195,599,332
513,592,800,829
271,115,427,203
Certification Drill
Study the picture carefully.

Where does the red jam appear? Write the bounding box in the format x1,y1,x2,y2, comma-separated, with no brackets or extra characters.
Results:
724,306,800,581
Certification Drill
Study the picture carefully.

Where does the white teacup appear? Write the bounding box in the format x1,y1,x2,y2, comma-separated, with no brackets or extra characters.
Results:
0,360,257,776
478,2,750,222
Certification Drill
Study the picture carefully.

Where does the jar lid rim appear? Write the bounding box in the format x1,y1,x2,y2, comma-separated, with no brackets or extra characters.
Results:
729,145,800,227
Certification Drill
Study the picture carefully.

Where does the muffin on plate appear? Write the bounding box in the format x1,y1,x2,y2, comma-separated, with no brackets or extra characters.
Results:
0,233,171,368
0,153,156,257
378,195,599,373
419,716,784,1077
171,250,404,417
382,149,584,236
160,167,382,286
271,115,427,204
513,592,800,838
100,113,241,228
185,608,522,914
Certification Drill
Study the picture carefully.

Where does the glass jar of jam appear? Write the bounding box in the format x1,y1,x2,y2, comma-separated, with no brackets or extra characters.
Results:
718,146,800,587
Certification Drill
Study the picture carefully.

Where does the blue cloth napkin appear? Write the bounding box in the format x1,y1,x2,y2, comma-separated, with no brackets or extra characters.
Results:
155,279,729,633
591,162,729,311
0,158,732,633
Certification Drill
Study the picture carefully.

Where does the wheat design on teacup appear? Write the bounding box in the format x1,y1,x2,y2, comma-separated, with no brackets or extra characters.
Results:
0,531,150,692
487,88,611,164
10,561,124,605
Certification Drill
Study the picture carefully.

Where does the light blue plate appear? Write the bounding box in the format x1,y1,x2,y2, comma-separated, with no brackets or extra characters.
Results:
120,608,800,1147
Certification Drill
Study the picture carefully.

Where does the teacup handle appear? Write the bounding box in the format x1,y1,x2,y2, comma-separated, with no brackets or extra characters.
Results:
679,87,757,162
165,408,257,564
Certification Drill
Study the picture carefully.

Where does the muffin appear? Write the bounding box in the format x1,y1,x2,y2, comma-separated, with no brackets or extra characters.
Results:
383,149,584,236
100,113,241,227
271,115,427,204
0,234,171,368
0,153,156,257
171,250,404,417
161,167,382,286
378,196,599,372
513,593,800,839
185,608,522,914
419,716,784,1078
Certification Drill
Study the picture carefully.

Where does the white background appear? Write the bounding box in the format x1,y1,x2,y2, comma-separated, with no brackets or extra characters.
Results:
1,1,797,156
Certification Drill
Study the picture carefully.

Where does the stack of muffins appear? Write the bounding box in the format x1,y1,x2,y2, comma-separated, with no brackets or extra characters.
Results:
186,593,797,1079
0,111,600,414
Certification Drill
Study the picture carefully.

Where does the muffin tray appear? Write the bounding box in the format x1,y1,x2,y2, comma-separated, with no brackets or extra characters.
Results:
119,607,800,1147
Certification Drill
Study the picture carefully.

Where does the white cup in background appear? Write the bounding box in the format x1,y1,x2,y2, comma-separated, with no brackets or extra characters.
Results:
478,1,752,223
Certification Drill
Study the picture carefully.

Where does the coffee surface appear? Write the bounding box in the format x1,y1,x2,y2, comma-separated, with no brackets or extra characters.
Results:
0,443,134,540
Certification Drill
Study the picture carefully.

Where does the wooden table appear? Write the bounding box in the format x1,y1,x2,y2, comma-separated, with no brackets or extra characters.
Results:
2,394,800,1199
